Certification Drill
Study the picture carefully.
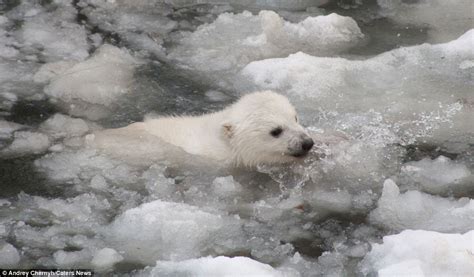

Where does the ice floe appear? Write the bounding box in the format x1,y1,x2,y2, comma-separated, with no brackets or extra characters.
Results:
139,256,289,277
168,10,363,83
360,230,474,276
105,200,245,264
369,179,474,233
38,44,139,119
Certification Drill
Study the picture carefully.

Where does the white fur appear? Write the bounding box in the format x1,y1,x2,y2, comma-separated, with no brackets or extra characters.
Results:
93,91,312,167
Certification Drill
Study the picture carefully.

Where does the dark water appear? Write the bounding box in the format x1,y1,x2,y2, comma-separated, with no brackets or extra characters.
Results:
100,62,236,128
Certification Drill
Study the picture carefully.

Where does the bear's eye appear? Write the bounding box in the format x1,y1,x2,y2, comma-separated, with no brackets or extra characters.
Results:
270,127,283,138
295,116,298,122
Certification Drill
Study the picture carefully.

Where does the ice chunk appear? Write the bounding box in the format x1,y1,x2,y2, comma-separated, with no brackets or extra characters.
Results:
0,199,11,207
277,252,321,277
0,92,18,114
91,248,123,271
49,144,65,152
140,256,289,277
113,12,177,34
141,165,178,201
33,193,111,223
0,224,8,239
168,11,362,79
378,0,473,42
0,60,41,103
241,30,473,102
360,230,474,276
44,44,137,105
0,43,18,59
106,200,243,264
11,195,103,240
80,0,175,57
1,131,50,157
35,149,117,182
369,179,474,233
211,176,243,199
9,192,113,268
33,61,76,84
0,120,24,140
90,174,108,190
0,15,8,26
16,3,89,62
0,61,35,85
0,242,21,267
40,114,90,139
53,249,93,268
400,155,472,194
0,17,19,59
120,32,167,58
43,45,138,119
20,20,88,62
85,6,177,37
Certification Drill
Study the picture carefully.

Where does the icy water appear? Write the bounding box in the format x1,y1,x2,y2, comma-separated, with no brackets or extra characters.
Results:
0,0,473,276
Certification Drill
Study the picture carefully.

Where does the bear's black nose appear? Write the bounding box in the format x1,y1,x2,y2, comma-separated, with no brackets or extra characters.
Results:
302,138,314,151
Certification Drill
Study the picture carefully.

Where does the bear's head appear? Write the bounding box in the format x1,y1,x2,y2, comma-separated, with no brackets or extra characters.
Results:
222,91,314,167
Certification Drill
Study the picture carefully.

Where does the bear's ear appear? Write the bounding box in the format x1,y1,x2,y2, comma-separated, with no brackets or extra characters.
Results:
222,123,234,139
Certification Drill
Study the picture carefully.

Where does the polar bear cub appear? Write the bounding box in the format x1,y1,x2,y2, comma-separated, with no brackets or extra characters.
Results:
94,91,314,167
